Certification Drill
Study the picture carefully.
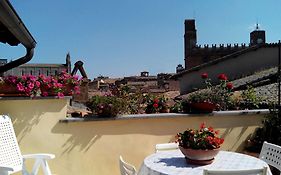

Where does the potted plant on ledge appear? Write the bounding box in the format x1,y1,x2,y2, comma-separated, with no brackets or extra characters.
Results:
0,75,40,97
183,73,233,113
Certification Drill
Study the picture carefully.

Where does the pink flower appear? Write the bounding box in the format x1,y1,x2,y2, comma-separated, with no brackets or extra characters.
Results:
28,82,34,89
16,83,24,91
74,86,80,91
54,83,63,88
57,92,64,98
75,91,81,95
35,81,41,87
42,92,49,97
21,75,27,81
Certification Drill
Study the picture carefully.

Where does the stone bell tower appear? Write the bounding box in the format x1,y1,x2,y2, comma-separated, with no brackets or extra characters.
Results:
184,19,197,69
250,24,266,45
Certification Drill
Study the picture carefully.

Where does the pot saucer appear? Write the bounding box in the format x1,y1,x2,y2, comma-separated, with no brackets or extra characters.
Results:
185,157,214,165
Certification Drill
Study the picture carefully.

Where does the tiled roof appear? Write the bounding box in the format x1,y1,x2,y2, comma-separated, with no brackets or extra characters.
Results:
177,66,279,103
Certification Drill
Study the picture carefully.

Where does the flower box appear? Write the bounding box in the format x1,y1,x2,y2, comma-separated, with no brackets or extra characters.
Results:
189,102,217,113
0,83,28,97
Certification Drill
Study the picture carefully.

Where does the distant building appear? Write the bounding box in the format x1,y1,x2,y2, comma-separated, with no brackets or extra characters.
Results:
2,53,71,76
116,71,179,93
172,19,278,95
184,19,265,69
0,59,7,76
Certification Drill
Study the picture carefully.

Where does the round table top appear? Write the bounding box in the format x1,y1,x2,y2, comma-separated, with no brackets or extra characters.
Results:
138,150,272,175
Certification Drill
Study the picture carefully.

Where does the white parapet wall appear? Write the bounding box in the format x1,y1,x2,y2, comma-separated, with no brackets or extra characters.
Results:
0,99,268,175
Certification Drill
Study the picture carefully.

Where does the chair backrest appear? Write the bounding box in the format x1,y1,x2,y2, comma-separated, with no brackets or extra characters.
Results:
203,167,267,175
259,141,281,172
155,143,178,152
0,115,23,173
119,156,137,175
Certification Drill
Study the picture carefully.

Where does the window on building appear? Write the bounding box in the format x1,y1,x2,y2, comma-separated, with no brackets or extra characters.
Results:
22,70,24,76
47,70,49,76
38,70,41,75
55,70,58,75
30,70,33,75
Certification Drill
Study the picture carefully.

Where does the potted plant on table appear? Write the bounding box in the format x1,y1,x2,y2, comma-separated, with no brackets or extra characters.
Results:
183,73,233,113
175,122,224,165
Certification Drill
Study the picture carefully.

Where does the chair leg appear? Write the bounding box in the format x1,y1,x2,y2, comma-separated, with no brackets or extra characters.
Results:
31,159,42,175
41,160,52,175
0,171,9,175
22,159,30,175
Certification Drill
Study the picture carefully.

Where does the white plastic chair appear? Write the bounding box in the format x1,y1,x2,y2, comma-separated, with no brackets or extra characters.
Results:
203,167,267,175
259,141,281,173
155,142,178,152
119,155,137,175
0,115,55,175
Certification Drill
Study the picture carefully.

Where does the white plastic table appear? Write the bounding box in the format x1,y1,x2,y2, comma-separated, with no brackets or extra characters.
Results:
138,150,272,175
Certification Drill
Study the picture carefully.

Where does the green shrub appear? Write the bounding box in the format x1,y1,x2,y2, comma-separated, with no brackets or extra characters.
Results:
239,86,262,109
87,95,126,117
246,106,281,152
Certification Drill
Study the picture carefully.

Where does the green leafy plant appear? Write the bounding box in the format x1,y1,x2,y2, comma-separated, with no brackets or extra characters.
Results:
176,122,224,150
239,86,262,109
246,107,281,152
110,85,146,114
87,94,126,117
170,100,183,113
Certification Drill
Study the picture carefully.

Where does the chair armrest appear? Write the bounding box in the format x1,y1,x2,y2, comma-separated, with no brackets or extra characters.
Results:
0,165,14,171
23,153,55,160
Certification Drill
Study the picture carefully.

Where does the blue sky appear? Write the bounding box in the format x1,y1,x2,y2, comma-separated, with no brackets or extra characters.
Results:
1,0,281,79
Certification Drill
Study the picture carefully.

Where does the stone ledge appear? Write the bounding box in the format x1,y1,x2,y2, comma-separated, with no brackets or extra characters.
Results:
60,109,270,123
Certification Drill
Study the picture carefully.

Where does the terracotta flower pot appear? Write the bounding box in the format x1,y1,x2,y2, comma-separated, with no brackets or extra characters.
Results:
0,83,28,97
40,86,56,96
189,102,217,113
179,146,220,162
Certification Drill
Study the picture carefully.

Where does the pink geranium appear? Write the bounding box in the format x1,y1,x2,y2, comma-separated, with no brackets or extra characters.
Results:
4,75,40,96
38,71,81,97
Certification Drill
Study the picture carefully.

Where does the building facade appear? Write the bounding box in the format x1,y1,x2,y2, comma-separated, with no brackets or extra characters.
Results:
2,53,71,76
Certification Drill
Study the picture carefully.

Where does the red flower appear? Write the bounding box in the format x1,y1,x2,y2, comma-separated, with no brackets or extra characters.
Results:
218,73,228,81
201,73,208,79
154,98,159,103
208,127,214,132
200,122,206,129
153,103,159,108
226,82,233,89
